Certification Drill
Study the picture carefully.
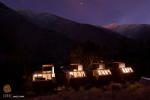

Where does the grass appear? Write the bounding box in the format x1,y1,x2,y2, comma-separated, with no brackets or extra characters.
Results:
25,82,150,100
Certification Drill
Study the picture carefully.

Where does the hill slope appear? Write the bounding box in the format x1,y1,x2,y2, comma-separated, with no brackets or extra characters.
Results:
0,2,74,82
19,11,130,57
104,24,150,43
104,23,150,76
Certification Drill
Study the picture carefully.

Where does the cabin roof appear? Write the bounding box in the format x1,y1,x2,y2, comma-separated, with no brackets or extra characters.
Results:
42,64,54,67
70,63,82,66
112,62,124,64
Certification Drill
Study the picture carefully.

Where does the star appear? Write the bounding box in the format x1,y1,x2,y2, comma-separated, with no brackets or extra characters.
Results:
79,2,84,5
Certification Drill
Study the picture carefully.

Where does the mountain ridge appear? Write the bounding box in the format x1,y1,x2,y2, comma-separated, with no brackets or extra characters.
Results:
104,23,150,41
18,10,128,51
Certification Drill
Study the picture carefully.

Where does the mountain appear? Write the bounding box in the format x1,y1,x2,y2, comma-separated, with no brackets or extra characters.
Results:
104,23,150,76
18,10,130,58
104,24,150,44
19,11,125,42
0,1,74,86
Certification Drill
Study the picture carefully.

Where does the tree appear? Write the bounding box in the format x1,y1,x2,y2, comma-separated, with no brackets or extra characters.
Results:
70,41,102,69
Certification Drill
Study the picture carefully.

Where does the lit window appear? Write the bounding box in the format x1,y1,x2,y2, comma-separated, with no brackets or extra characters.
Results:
69,72,73,75
33,74,37,77
107,70,112,75
94,69,111,76
52,73,55,77
37,74,43,77
67,71,86,78
73,69,77,71
78,65,83,71
101,70,106,75
119,63,125,68
105,70,108,75
99,64,105,69
98,70,102,75
120,67,134,74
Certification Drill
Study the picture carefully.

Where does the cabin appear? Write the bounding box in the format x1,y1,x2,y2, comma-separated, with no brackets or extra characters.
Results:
32,64,55,81
65,64,86,79
111,62,134,82
92,63,112,79
112,62,134,74
64,63,87,89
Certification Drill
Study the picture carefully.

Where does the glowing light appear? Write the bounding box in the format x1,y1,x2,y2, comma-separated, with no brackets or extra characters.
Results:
69,72,73,75
107,70,112,74
42,64,54,67
52,73,55,77
120,67,134,74
33,74,37,77
80,2,84,5
93,69,112,77
73,69,77,71
67,71,86,79
37,74,43,77
52,67,54,72
119,63,125,68
78,65,83,71
98,64,105,69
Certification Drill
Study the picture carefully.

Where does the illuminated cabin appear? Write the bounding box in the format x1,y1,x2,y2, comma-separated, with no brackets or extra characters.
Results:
92,63,112,79
66,64,86,79
32,64,55,81
113,62,134,74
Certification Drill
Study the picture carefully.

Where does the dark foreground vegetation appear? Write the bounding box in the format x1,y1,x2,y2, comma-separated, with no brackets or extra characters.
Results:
25,82,150,100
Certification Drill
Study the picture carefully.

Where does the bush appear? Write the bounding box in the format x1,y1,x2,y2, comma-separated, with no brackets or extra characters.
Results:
108,82,122,91
25,82,150,100
127,82,142,91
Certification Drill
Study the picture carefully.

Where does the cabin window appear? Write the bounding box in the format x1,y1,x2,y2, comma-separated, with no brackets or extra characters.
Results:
120,67,134,73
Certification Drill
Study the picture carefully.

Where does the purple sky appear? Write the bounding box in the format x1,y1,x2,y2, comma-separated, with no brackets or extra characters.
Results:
1,0,150,25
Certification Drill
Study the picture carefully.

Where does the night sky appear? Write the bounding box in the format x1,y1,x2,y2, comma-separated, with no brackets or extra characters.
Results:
1,0,150,25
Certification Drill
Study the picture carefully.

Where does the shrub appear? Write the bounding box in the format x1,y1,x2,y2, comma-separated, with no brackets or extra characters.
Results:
127,82,142,91
109,82,122,92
